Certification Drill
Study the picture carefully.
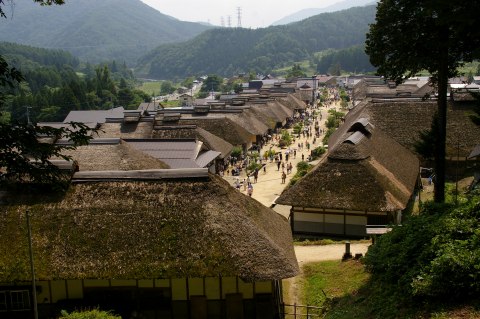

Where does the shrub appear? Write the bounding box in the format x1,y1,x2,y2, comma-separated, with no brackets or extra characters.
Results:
59,309,121,319
289,161,312,186
323,127,335,145
311,146,326,160
231,146,242,158
364,198,480,301
293,123,303,135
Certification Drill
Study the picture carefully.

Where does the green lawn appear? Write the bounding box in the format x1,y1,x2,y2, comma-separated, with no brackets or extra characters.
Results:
294,258,480,319
137,81,162,95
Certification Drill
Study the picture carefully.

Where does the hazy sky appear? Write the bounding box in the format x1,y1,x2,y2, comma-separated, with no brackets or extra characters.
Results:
140,0,341,28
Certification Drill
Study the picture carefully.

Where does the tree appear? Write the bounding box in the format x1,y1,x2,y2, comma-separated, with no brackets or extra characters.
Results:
160,80,175,95
0,0,97,188
366,1,480,203
0,116,97,187
286,64,306,78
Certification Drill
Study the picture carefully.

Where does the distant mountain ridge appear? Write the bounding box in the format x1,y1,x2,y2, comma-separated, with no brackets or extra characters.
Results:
271,0,377,26
136,5,376,79
0,0,212,64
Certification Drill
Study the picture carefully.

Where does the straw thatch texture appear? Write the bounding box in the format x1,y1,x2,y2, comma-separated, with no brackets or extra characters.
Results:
61,140,169,170
366,101,480,157
279,94,307,111
277,128,418,211
329,99,480,158
97,122,154,139
0,174,298,282
227,111,270,136
179,117,253,146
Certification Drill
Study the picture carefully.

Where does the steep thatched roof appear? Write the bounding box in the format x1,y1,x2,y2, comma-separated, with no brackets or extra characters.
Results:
178,117,253,146
152,126,233,159
0,173,298,282
279,94,308,111
363,101,480,158
276,125,419,212
61,140,170,170
226,111,270,136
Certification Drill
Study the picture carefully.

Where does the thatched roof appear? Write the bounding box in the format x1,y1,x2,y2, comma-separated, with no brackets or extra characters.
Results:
152,126,233,159
97,122,154,139
61,140,170,171
363,101,480,158
227,111,270,136
276,125,419,212
178,117,253,146
279,94,307,111
0,173,298,282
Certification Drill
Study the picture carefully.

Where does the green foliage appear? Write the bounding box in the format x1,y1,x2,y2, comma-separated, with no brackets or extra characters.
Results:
293,123,303,135
364,197,480,301
315,45,375,74
0,0,211,65
0,117,97,187
286,64,306,78
279,130,292,147
323,127,335,145
200,74,224,93
325,109,345,130
230,146,242,158
59,309,120,319
138,6,376,78
160,80,176,95
289,161,312,185
311,146,326,160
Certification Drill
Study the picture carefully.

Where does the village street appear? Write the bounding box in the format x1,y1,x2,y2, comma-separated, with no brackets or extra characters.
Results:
222,92,373,304
222,92,372,250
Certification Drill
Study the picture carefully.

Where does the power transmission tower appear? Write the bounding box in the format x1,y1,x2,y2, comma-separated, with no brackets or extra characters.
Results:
220,16,225,27
237,7,242,28
227,15,231,28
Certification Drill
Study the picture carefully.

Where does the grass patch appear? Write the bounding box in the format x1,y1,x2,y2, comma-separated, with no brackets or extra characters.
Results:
294,237,370,246
137,81,162,95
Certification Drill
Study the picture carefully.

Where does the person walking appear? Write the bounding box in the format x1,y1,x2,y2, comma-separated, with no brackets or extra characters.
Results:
281,171,287,184
247,182,253,197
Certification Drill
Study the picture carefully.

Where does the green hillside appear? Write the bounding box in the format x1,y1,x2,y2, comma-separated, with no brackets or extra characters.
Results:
314,45,375,74
136,5,376,79
0,0,212,65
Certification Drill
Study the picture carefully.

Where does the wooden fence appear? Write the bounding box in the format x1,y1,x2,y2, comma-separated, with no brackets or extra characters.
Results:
281,303,325,318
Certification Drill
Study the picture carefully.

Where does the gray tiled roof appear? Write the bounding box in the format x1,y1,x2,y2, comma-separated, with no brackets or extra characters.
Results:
63,107,124,124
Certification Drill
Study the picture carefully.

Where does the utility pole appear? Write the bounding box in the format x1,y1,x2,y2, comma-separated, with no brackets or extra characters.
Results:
26,210,38,319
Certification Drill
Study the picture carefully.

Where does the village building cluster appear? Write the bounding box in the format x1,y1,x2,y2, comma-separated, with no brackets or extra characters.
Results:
1,74,480,318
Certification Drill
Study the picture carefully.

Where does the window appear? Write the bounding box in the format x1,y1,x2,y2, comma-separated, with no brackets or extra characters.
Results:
0,291,7,312
10,290,30,311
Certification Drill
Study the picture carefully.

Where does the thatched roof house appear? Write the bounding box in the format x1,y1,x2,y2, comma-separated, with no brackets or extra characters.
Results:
276,117,419,237
0,171,298,318
61,139,170,171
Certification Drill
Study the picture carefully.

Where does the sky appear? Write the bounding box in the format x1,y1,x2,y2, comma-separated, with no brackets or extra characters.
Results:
140,0,341,29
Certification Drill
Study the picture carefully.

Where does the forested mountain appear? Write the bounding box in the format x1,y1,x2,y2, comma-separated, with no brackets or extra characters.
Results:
1,42,150,123
136,5,376,79
0,0,212,65
314,45,375,74
271,0,377,26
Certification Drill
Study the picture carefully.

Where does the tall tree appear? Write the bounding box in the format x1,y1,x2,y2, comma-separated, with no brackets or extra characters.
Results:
365,0,480,203
0,0,97,188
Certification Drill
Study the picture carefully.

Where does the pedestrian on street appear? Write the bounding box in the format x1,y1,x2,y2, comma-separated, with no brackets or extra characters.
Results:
247,182,253,196
281,171,286,184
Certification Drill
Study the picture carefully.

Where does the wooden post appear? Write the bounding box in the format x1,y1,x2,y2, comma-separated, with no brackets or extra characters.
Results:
26,210,38,319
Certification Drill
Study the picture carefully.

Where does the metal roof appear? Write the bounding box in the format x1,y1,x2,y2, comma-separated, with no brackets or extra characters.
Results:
468,144,480,159
63,107,124,124
344,131,366,145
196,151,221,168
